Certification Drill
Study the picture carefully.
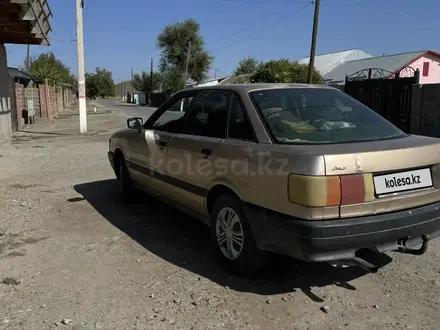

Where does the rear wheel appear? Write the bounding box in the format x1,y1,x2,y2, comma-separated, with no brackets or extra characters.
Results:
118,156,135,203
210,194,268,276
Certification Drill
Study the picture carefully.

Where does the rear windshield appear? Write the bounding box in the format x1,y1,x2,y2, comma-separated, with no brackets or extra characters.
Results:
249,88,407,144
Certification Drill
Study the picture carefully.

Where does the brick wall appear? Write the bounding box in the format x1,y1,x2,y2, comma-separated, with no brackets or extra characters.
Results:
411,84,440,137
14,83,25,124
24,86,41,117
56,86,63,112
48,85,57,120
39,84,47,118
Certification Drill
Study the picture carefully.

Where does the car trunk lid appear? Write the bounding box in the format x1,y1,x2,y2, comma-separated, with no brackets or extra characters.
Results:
320,135,440,217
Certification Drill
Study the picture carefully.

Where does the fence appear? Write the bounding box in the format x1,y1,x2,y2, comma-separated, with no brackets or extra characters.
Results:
9,79,74,130
410,84,440,137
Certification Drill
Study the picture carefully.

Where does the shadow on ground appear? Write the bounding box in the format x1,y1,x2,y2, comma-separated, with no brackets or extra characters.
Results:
72,179,392,299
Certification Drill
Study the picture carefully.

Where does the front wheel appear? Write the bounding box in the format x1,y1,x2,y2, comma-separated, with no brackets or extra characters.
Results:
118,156,135,203
210,194,268,276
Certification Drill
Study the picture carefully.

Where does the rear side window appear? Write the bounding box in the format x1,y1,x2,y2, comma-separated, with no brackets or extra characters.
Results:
183,90,231,138
249,88,407,144
228,94,254,141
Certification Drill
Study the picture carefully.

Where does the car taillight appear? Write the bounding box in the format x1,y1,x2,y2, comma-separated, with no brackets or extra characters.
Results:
288,173,374,207
340,173,374,205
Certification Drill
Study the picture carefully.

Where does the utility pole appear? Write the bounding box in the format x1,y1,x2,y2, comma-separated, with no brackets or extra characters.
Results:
150,57,153,106
307,0,321,84
76,0,87,133
184,41,191,88
26,44,30,70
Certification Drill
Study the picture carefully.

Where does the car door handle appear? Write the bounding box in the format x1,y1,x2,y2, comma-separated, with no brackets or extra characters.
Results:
158,141,167,150
201,149,212,159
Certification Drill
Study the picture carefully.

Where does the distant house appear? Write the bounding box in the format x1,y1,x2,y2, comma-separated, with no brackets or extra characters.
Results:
324,50,440,86
188,74,252,88
218,74,252,85
8,67,32,87
298,49,373,76
188,77,228,88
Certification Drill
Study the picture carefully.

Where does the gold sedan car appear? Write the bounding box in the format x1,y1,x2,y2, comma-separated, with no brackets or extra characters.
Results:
108,84,440,275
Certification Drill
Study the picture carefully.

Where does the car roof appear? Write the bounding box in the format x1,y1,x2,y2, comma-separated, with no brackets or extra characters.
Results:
182,83,337,93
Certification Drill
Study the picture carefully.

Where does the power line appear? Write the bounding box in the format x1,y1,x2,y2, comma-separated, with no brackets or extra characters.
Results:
7,45,21,55
212,1,313,54
215,68,230,77
219,0,310,3
208,0,303,46
343,0,440,25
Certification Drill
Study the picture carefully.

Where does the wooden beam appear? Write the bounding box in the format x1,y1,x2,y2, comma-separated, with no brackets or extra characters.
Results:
0,0,52,45
0,32,43,44
10,0,28,4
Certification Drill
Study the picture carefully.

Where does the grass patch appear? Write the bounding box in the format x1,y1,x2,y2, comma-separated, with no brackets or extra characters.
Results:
0,234,46,255
1,277,21,285
9,183,40,190
6,251,26,258
21,237,47,245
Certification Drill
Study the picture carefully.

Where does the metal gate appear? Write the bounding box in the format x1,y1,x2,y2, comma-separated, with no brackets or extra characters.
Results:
344,67,420,133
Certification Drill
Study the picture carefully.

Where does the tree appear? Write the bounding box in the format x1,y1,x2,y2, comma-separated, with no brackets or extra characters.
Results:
157,18,213,90
250,59,323,84
26,52,76,86
161,67,186,94
233,57,263,76
131,71,163,94
85,67,115,99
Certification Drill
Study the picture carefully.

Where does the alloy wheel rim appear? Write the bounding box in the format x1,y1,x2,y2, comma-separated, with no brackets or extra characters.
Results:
216,207,244,260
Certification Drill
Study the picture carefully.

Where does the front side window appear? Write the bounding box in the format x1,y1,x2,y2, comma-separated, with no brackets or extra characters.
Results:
150,96,195,133
228,93,254,141
183,90,231,138
249,88,407,144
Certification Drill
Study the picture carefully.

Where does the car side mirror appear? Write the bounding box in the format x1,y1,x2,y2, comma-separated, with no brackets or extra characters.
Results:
127,117,143,130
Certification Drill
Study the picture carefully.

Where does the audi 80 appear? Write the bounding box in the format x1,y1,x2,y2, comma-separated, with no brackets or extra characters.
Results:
108,84,440,275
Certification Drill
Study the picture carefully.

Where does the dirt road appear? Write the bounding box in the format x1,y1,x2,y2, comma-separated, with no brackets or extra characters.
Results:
0,103,439,330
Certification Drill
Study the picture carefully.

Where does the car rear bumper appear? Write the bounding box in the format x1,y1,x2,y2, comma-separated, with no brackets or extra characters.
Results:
244,201,440,262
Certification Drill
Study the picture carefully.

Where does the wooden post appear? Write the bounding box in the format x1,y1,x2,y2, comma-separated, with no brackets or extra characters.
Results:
44,78,51,121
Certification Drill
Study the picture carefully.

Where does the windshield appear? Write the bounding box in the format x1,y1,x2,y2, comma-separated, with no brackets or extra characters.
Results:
249,88,407,144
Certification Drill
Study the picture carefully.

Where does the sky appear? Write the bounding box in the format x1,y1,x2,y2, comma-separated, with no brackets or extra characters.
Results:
4,0,440,83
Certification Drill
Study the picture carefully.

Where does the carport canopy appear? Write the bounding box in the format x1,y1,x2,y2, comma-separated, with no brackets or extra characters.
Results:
0,0,52,45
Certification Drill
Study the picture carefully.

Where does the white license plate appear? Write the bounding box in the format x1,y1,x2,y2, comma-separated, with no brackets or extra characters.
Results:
373,168,433,195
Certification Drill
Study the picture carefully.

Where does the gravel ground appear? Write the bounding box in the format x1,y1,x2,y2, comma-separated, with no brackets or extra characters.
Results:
0,102,440,330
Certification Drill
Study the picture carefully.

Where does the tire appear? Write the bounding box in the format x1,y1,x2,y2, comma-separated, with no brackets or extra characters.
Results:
118,156,135,203
210,194,268,276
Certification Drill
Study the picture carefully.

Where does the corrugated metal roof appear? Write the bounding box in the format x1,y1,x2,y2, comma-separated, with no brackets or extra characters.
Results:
298,49,373,75
324,51,426,84
8,67,32,80
218,74,252,85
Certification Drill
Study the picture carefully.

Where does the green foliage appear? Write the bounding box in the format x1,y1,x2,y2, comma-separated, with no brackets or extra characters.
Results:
27,52,76,86
157,18,213,90
233,57,263,76
131,71,163,93
85,67,115,99
161,67,186,94
250,59,324,84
